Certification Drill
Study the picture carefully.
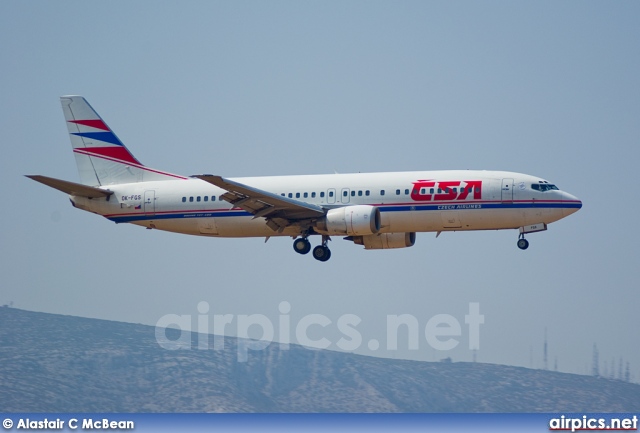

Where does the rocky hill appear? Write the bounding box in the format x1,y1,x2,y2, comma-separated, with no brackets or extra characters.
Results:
0,307,638,412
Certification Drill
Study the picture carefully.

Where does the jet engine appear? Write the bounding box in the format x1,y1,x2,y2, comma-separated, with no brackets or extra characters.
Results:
348,232,416,250
315,205,381,236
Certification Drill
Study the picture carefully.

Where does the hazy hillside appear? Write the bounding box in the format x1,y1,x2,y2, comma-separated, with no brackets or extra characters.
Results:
0,307,638,412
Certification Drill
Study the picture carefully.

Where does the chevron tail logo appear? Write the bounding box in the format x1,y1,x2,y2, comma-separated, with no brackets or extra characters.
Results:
69,119,140,165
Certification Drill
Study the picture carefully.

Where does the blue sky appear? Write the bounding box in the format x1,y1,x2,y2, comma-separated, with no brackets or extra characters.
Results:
1,1,639,380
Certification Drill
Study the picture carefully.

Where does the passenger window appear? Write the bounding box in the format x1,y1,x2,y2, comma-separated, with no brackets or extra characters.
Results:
296,193,300,198
358,190,363,196
204,196,208,202
329,191,333,197
304,192,308,198
365,190,370,196
343,191,348,197
197,196,201,202
396,189,400,195
182,197,186,203
321,192,325,198
281,193,285,196
189,197,194,202
420,188,426,194
311,192,316,198
351,191,355,197
212,196,216,201
405,189,409,195
288,193,293,198
438,188,442,193
380,190,385,196
430,188,434,194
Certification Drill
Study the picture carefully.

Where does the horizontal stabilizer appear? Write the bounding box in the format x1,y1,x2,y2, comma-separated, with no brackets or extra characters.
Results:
26,175,114,198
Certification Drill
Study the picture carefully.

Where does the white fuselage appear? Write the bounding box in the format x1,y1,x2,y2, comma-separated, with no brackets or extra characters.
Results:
70,170,582,239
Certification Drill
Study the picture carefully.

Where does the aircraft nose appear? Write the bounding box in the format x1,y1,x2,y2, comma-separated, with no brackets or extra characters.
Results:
563,192,582,217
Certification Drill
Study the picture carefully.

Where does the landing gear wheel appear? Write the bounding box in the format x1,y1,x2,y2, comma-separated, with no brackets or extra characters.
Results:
312,245,331,262
293,238,311,255
517,238,529,250
323,248,331,261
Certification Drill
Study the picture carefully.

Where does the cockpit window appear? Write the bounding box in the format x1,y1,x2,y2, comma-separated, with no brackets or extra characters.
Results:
531,183,559,192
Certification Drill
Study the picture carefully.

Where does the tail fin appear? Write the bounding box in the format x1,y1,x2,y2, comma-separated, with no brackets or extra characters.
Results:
61,96,183,186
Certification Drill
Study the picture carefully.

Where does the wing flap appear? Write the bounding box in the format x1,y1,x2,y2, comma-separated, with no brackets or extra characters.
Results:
26,175,114,198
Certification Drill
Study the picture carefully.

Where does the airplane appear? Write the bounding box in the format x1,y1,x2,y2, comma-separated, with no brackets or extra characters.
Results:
27,96,582,262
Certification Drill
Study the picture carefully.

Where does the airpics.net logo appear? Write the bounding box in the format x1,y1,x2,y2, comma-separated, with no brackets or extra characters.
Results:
154,302,484,362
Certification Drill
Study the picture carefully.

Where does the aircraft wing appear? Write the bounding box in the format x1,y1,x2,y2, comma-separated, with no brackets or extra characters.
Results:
193,175,326,232
26,175,114,198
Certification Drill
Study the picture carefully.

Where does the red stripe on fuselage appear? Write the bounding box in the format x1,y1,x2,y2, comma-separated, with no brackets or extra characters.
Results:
68,119,110,131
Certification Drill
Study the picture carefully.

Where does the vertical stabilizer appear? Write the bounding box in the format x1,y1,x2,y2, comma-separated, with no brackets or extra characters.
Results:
61,96,182,185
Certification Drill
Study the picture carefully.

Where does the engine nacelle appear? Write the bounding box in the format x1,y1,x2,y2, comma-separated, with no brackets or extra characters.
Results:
350,232,416,250
315,205,381,236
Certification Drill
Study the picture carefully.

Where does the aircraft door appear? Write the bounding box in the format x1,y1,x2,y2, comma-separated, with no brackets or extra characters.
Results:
144,190,156,215
341,188,351,204
501,179,514,203
327,189,336,204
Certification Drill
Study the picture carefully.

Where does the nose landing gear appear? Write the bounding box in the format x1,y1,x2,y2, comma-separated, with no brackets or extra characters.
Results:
517,234,529,250
517,223,547,250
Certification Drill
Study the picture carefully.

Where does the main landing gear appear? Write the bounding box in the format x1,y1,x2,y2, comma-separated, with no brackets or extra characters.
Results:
293,235,331,262
293,237,311,255
517,234,529,250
